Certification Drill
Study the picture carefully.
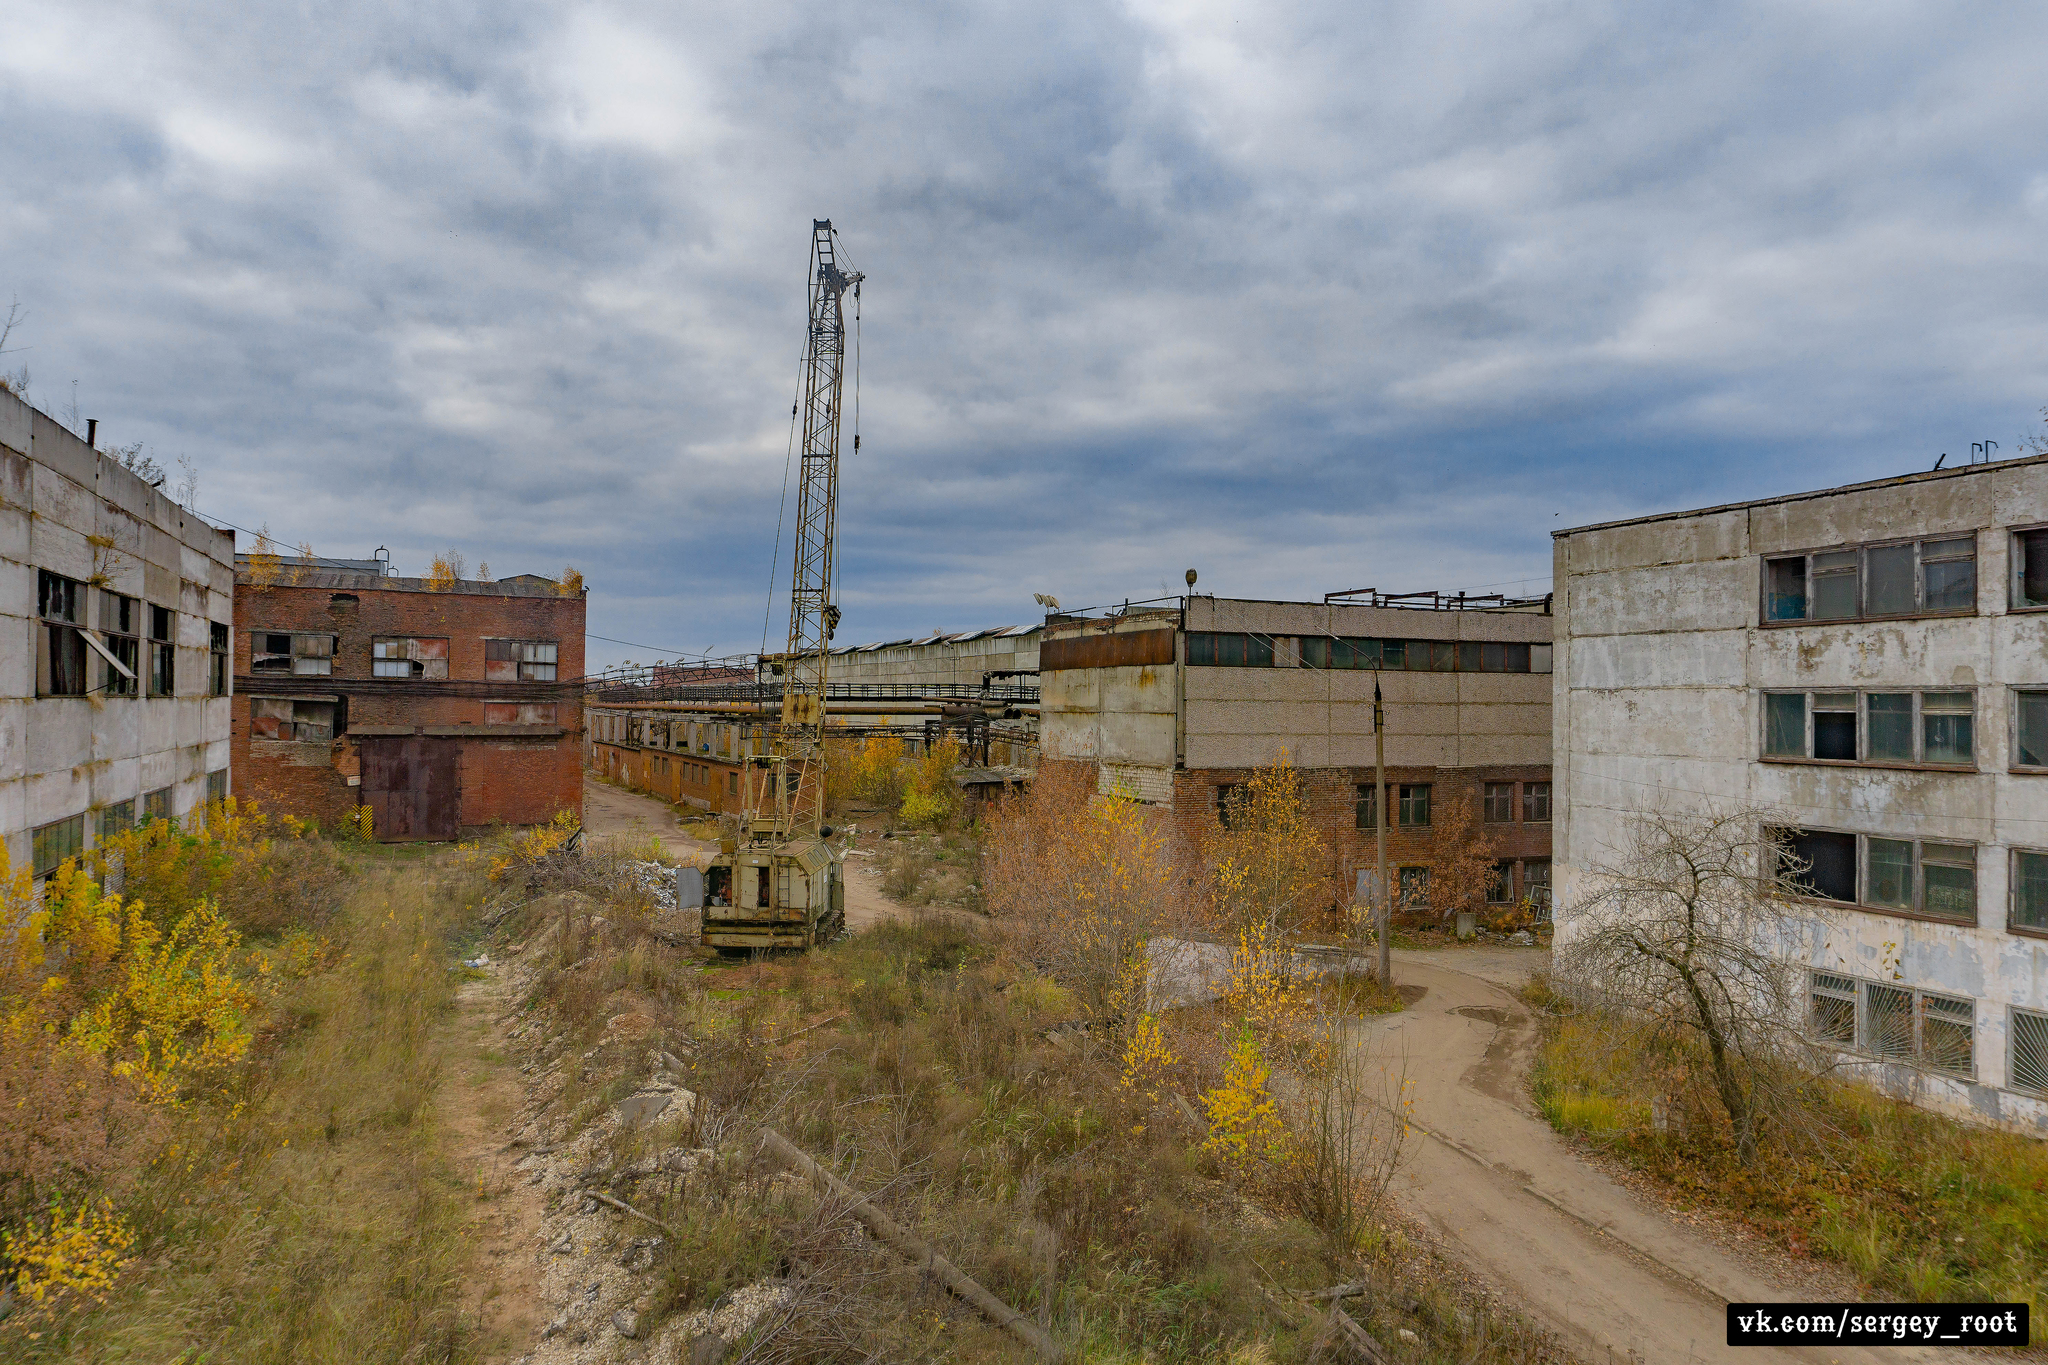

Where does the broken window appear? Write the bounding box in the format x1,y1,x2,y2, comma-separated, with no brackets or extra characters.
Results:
32,814,86,880
2012,528,2048,609
210,622,230,696
1523,859,1552,918
372,636,449,679
1775,828,1857,903
251,698,337,743
38,570,88,696
149,604,175,696
253,632,334,676
143,787,172,824
1216,783,1248,829
1762,690,1973,766
486,638,558,681
206,769,227,805
1397,783,1431,827
1487,860,1514,903
1482,782,1514,822
1522,781,1551,822
1397,866,1430,911
484,702,557,725
1762,536,1978,622
2013,1008,2048,1097
2012,850,2048,931
100,590,140,696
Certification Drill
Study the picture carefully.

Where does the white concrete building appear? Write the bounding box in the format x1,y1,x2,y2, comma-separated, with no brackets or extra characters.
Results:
3,387,235,879
1553,457,2048,1131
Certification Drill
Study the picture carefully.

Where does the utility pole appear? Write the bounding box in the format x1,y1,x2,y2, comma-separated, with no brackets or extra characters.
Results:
1374,672,1390,987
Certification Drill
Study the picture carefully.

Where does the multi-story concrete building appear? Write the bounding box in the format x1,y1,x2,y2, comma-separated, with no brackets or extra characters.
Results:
3,388,235,879
1553,458,2048,1130
232,562,584,840
1040,593,1555,912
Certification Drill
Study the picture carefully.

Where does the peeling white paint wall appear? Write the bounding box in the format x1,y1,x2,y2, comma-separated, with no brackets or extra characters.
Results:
1,388,235,868
1554,458,2048,1132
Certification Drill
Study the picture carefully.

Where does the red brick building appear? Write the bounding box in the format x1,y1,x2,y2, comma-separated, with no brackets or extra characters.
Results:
231,563,584,840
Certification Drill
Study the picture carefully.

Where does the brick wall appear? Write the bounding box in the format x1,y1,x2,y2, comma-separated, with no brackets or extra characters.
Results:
589,741,740,814
231,578,585,836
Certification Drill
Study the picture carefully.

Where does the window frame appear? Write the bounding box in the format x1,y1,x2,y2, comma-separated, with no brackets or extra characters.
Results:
1522,780,1552,823
2008,847,2048,939
1772,826,1979,925
210,622,230,696
252,631,335,677
485,637,560,682
1758,689,1977,770
1482,782,1515,823
1297,635,1551,675
38,570,89,697
1808,970,1977,1080
2009,688,2048,773
1216,782,1248,829
100,590,140,697
142,787,173,825
1396,782,1432,828
1760,534,1980,626
2012,1006,2048,1098
371,636,450,680
1397,865,1430,911
31,813,86,881
98,799,136,843
1354,782,1380,831
2009,524,2048,613
148,603,176,697
1186,632,1276,668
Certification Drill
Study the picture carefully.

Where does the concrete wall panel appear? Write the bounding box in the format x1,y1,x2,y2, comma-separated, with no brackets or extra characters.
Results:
1567,630,1749,689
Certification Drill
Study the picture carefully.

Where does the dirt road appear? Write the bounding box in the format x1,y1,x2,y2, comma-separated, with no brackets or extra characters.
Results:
1355,953,1952,1364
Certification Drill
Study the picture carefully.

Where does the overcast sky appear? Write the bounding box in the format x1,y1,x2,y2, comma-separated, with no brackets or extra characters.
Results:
5,1,2047,666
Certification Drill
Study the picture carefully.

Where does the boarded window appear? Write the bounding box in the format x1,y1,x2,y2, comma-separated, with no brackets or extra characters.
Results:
372,637,449,679
486,638,558,681
484,702,557,725
251,698,337,742
32,813,86,879
253,632,334,676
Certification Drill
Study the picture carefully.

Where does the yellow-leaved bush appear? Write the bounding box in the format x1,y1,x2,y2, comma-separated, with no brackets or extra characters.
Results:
488,808,581,882
1202,1029,1286,1175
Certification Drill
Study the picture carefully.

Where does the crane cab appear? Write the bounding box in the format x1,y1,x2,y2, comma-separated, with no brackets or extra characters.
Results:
696,833,845,954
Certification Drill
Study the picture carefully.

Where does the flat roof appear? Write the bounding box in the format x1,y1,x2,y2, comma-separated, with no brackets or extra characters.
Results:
1553,452,2048,539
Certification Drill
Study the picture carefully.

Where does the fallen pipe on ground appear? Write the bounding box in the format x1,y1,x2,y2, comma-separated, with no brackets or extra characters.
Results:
758,1126,1062,1361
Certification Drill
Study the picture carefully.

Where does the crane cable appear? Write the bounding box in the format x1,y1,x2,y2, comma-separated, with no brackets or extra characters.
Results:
760,240,814,660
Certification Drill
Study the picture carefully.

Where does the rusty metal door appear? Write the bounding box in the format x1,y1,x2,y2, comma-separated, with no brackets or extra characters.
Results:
358,736,460,841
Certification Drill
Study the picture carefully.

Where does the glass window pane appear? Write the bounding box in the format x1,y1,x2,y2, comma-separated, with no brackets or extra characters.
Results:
1457,642,1482,672
2020,692,2048,767
1354,638,1382,669
1922,845,1976,922
1398,784,1431,827
1186,633,1216,666
2015,850,2048,930
1487,860,1513,902
1301,637,1330,669
1429,642,1455,671
1922,700,1973,765
1922,537,1974,559
1483,782,1514,822
1866,838,1914,908
1482,642,1506,672
1812,552,1859,619
1354,784,1378,830
1530,643,1552,674
1244,634,1274,667
1864,543,1916,615
1923,556,1975,612
1766,557,1808,621
1864,982,1914,1058
2019,530,2048,608
1503,642,1530,672
1523,782,1552,821
1765,693,1807,756
1380,640,1405,669
1866,693,1913,761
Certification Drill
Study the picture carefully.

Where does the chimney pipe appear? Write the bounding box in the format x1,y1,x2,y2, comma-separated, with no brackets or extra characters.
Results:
86,418,97,448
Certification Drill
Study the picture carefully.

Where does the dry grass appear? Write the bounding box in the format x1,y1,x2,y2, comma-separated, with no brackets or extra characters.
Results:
1531,1004,2048,1316
21,859,485,1362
